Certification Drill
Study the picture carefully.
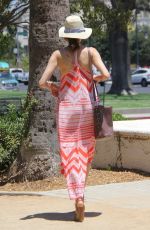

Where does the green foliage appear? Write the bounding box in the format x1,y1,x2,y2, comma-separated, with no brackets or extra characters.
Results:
136,0,150,10
71,0,105,36
70,0,133,65
0,0,29,31
105,8,132,32
71,0,133,34
90,33,111,66
0,104,24,170
129,25,150,66
71,1,111,63
21,55,29,71
0,33,16,60
112,112,127,121
0,93,38,170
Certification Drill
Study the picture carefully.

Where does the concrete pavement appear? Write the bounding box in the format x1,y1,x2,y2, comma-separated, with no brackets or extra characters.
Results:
114,108,150,119
0,180,150,230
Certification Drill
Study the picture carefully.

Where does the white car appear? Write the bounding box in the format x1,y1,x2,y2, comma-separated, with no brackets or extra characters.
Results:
131,68,150,87
20,72,29,85
9,68,24,82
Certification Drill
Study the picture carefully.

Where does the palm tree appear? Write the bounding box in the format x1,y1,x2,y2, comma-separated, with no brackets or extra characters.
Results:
10,0,70,181
0,0,29,31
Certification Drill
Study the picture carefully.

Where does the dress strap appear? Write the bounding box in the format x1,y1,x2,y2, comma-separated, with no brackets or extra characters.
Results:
74,50,78,65
87,47,92,74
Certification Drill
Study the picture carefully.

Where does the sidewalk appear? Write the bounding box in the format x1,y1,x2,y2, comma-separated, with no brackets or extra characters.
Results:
114,108,150,119
0,180,150,230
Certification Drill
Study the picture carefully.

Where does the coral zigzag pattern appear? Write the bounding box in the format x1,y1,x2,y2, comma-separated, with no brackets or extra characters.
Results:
58,51,95,200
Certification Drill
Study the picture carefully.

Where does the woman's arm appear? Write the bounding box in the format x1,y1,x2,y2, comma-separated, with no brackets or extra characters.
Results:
39,50,60,89
90,47,110,82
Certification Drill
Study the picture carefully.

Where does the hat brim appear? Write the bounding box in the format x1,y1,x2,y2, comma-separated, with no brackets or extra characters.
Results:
59,27,92,39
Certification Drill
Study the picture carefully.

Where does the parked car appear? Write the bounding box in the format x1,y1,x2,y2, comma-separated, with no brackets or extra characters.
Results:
9,68,24,82
21,72,29,85
0,72,19,90
131,68,150,87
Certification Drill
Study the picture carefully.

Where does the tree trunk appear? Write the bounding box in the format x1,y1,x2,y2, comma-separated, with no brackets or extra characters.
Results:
108,25,133,95
9,0,70,181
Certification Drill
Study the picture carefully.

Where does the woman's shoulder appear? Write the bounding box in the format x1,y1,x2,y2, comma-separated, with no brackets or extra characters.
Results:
52,49,61,56
80,46,100,56
49,50,62,61
88,47,99,53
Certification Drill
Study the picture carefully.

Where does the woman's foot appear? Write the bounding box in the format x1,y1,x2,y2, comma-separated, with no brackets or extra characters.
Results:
74,198,85,222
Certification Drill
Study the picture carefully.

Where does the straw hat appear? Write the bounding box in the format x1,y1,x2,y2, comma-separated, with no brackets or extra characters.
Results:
59,15,92,39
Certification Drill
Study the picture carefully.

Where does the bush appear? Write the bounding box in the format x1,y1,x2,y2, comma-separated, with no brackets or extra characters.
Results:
112,112,127,121
0,104,24,170
0,95,38,171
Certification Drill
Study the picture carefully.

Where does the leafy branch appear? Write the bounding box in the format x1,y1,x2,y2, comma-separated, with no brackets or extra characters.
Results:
0,0,29,31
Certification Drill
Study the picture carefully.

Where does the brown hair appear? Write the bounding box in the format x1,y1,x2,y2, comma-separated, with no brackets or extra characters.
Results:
68,38,80,51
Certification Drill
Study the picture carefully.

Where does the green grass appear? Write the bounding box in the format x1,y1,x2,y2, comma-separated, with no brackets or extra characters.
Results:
0,90,27,99
100,94,150,109
0,90,150,109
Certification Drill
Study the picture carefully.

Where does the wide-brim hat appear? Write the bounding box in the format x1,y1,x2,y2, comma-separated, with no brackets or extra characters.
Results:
59,15,92,39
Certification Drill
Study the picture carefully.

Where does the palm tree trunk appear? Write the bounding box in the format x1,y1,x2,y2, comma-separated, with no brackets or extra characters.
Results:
9,0,70,181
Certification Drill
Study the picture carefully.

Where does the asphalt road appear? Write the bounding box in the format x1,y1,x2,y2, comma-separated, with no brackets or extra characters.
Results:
97,81,150,94
18,83,28,91
18,82,150,94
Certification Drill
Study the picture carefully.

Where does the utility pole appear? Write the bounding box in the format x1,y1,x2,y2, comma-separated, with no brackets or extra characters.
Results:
135,9,139,69
16,27,20,68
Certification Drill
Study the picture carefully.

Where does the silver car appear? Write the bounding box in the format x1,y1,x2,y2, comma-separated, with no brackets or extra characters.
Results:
131,68,150,87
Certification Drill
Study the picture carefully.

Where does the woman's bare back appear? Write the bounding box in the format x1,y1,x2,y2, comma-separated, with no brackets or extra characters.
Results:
57,46,91,78
39,46,110,89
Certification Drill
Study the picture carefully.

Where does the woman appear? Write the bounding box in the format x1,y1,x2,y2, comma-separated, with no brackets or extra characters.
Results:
39,15,110,222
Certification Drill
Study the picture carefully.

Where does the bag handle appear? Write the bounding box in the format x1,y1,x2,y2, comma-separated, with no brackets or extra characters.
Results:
93,82,105,106
87,47,106,106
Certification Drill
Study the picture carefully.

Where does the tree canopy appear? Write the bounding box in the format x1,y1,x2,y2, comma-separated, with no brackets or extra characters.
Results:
129,25,150,66
71,0,150,95
0,0,29,31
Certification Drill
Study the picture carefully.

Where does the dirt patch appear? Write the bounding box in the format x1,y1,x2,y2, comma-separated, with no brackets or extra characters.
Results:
0,168,150,192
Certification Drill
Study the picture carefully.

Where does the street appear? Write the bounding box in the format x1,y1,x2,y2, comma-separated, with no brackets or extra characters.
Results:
97,81,150,94
18,82,28,91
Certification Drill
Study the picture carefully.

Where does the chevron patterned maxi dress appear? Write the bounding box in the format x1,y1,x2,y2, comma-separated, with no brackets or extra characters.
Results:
57,51,96,200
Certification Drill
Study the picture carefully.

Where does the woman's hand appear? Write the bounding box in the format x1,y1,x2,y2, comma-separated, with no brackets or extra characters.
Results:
46,81,59,97
39,80,59,97
93,74,108,82
39,80,48,89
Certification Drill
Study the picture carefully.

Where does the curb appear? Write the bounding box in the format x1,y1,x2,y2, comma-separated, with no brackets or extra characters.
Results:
124,115,150,120
0,191,45,196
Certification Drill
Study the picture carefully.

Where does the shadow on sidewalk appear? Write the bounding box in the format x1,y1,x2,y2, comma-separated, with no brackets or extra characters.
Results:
20,211,102,222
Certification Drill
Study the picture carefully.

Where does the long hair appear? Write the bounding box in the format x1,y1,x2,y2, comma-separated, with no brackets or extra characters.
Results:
68,38,80,51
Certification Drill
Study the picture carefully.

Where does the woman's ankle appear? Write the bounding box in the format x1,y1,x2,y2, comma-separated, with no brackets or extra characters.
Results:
75,197,84,205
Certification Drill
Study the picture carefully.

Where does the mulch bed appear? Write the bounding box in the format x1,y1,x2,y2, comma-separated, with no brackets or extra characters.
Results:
0,168,150,192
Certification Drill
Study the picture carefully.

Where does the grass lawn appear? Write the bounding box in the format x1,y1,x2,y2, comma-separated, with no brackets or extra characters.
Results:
0,90,27,99
0,90,150,109
102,94,150,109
